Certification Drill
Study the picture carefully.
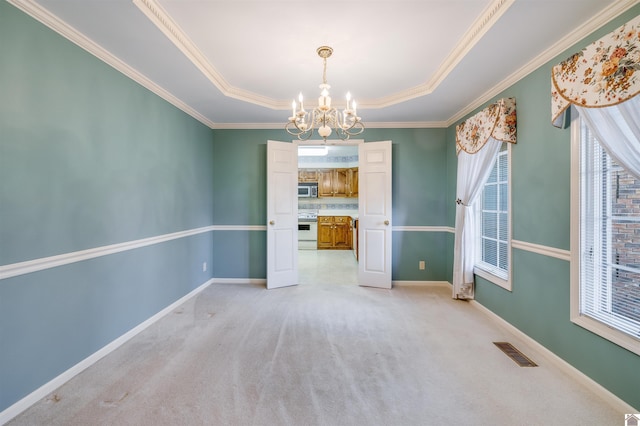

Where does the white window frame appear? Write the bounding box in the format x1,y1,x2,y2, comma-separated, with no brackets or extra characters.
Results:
570,115,640,357
474,142,512,291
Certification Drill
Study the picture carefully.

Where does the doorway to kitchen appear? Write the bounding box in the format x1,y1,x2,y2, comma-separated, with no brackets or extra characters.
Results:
298,142,359,285
267,140,392,289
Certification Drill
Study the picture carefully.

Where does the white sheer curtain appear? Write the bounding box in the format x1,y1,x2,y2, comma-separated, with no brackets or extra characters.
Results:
577,96,640,178
452,137,502,299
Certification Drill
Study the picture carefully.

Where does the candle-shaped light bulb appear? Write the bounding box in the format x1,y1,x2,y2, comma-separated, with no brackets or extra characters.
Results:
352,100,357,115
319,88,331,107
298,93,304,111
346,92,352,110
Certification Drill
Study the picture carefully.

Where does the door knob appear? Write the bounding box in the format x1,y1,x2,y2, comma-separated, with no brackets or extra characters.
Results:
269,220,275,225
384,220,390,225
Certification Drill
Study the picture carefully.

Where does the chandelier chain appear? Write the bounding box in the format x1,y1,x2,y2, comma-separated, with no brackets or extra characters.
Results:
322,57,327,85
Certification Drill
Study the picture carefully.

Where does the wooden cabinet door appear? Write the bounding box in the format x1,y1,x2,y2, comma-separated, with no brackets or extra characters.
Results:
318,169,333,197
298,169,318,182
348,167,358,197
333,216,352,248
333,169,348,197
317,216,334,248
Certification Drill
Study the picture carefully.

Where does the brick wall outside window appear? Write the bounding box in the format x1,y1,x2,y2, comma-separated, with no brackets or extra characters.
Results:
610,167,640,323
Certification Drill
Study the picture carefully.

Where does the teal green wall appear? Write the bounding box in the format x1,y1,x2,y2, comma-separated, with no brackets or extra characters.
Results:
0,2,214,411
2,0,638,416
211,128,452,281
448,6,640,409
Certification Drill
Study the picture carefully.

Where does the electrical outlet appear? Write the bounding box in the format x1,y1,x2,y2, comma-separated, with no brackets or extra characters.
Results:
202,262,207,272
419,260,425,270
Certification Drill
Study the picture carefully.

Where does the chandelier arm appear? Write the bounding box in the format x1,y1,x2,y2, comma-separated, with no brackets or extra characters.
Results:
286,118,310,137
342,116,363,132
345,121,365,136
285,121,302,137
298,129,314,141
285,121,313,141
335,126,349,141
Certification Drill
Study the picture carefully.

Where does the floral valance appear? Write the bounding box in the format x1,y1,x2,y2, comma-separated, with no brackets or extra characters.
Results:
551,15,640,128
456,97,516,155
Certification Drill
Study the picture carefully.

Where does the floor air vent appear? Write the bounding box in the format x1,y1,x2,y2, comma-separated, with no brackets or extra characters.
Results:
493,342,538,367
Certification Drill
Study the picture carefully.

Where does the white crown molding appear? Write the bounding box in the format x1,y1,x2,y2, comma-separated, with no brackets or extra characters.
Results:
366,121,450,129
209,0,639,131
134,0,513,113
359,0,515,109
9,0,638,131
7,0,218,129
133,0,288,110
211,121,449,130
445,0,640,126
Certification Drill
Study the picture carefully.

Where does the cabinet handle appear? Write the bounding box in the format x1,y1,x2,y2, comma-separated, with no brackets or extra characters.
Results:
269,220,275,225
384,220,390,225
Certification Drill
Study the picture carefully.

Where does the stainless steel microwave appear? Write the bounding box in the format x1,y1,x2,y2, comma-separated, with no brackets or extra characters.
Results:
298,183,318,198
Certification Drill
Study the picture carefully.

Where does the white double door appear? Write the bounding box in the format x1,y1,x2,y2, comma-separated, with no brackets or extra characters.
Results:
266,140,392,289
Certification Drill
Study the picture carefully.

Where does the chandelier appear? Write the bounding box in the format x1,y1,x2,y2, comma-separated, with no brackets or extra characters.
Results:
286,46,364,141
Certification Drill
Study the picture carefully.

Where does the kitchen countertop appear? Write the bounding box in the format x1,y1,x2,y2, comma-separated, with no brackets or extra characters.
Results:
317,210,358,219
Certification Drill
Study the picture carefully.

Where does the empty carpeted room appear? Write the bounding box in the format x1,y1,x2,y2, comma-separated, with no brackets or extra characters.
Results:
1,1,639,425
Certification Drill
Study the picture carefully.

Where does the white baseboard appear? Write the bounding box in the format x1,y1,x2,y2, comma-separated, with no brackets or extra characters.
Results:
469,299,638,413
0,278,214,426
392,280,451,287
209,279,451,288
210,278,267,285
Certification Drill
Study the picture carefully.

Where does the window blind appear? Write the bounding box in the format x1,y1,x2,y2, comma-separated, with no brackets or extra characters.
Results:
478,144,508,278
580,123,640,340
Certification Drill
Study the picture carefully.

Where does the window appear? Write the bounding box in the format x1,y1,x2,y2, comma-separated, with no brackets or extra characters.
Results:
572,117,640,355
475,143,511,290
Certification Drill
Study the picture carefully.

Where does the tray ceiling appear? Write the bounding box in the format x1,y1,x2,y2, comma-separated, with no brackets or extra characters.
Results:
10,0,637,128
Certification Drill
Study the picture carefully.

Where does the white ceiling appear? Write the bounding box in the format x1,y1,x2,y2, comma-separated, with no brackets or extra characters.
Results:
12,0,638,129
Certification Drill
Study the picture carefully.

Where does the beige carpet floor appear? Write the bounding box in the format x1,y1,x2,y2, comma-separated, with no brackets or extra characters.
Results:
8,251,624,425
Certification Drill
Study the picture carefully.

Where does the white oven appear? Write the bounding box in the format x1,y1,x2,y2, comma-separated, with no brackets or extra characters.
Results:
298,220,318,250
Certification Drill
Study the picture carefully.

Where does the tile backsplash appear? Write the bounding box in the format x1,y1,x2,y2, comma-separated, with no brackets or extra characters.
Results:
299,198,358,211
298,154,358,168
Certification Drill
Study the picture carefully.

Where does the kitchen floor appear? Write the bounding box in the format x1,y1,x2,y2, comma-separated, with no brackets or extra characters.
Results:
298,249,358,286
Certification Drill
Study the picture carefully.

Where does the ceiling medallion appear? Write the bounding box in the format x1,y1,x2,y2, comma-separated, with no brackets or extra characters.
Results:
286,46,364,142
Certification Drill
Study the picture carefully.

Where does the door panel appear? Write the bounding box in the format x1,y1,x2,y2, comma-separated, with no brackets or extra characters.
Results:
267,140,298,289
358,141,392,289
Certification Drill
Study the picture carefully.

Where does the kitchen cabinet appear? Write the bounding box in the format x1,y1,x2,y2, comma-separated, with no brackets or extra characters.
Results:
317,216,352,249
318,168,347,197
318,168,358,198
298,169,318,183
347,168,358,197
